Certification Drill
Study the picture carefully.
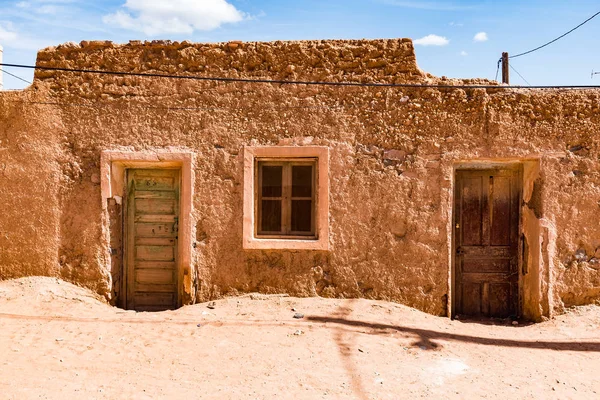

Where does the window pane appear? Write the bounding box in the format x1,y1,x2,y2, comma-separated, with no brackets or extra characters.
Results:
261,200,282,232
291,200,312,232
292,165,313,197
261,165,282,197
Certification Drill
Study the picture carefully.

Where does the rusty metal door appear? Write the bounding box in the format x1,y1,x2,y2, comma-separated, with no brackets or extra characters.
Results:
453,167,521,318
125,169,179,311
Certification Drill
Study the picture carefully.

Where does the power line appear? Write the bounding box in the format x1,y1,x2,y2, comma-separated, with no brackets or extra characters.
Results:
511,10,600,59
0,62,516,88
1,69,32,85
2,62,600,90
509,64,531,86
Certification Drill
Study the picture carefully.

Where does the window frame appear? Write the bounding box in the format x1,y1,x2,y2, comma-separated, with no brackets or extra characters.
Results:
256,158,317,238
243,146,329,251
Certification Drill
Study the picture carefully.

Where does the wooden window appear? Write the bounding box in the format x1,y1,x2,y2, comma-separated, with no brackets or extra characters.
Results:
243,146,328,250
256,159,317,238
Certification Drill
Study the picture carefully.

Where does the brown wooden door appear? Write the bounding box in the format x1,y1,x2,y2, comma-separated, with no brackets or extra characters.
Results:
125,169,179,311
453,167,521,318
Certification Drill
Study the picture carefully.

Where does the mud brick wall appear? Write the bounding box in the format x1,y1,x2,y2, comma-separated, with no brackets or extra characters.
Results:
0,38,598,319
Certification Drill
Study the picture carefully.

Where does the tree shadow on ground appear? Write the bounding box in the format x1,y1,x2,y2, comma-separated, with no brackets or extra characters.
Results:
307,315,600,352
326,299,370,400
3,311,597,354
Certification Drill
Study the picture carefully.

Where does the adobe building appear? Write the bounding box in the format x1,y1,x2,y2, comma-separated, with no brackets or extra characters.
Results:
0,38,599,320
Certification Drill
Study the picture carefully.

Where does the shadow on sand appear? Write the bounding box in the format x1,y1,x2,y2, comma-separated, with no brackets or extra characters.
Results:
307,315,600,352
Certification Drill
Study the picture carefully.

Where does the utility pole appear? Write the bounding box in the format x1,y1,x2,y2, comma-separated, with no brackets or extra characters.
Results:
501,52,509,85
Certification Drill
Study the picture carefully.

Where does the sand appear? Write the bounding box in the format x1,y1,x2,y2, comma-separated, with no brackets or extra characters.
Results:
1,277,599,399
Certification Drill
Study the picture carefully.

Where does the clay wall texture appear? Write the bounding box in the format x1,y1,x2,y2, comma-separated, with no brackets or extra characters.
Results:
1,38,599,319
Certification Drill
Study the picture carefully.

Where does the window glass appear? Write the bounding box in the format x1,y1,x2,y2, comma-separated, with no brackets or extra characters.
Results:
262,165,282,197
261,200,282,232
292,165,312,197
291,200,312,232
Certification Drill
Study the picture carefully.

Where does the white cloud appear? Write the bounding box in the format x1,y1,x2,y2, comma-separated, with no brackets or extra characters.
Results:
449,21,463,27
0,22,18,42
103,0,245,36
460,50,468,56
414,34,449,46
473,32,488,42
0,21,50,50
13,1,74,15
0,20,54,50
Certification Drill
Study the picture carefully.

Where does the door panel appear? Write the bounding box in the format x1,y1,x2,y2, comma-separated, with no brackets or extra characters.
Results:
135,222,177,237
133,293,176,307
461,177,483,245
490,177,511,245
489,283,511,316
136,245,174,261
135,198,176,214
135,269,175,285
454,167,521,318
462,259,510,273
126,169,180,311
461,283,481,315
134,176,176,191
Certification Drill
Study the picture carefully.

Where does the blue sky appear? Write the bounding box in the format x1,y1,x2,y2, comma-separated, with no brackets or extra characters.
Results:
1,0,599,89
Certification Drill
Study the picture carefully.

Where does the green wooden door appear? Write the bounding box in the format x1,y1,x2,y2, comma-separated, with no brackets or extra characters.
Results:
125,169,180,311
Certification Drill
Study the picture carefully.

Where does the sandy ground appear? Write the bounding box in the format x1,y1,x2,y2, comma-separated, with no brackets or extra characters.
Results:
0,277,599,399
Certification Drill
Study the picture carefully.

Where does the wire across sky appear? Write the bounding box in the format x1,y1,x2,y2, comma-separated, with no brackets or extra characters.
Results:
2,62,600,90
